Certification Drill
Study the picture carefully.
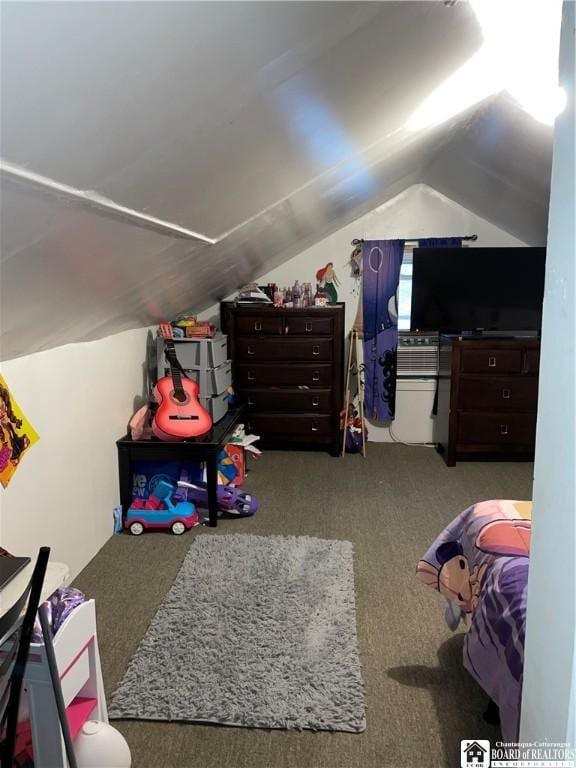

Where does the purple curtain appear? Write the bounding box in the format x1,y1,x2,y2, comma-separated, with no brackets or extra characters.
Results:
362,237,463,423
362,240,405,422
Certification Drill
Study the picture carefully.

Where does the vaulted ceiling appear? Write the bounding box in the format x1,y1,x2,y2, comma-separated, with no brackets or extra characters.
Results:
0,1,553,360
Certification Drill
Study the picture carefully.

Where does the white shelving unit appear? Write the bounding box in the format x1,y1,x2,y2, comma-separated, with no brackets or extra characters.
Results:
21,599,107,767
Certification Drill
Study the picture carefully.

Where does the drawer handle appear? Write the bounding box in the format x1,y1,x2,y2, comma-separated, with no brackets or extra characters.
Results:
502,388,511,399
488,356,497,368
285,325,289,335
312,345,320,356
247,398,255,406
254,321,262,332
312,397,320,407
247,371,255,381
311,424,319,432
522,354,536,375
305,321,313,332
247,345,255,356
312,371,320,381
500,424,509,436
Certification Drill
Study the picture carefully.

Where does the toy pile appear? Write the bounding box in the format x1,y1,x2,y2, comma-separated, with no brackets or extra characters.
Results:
341,395,368,454
160,315,216,339
124,475,259,535
123,427,261,535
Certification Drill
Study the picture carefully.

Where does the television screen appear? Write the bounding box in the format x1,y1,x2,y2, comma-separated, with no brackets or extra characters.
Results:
410,247,546,333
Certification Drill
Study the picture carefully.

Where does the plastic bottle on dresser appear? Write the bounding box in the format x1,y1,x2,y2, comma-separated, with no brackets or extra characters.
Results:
292,280,302,308
274,285,283,306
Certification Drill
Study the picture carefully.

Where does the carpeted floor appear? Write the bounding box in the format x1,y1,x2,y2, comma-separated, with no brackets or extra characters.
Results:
73,445,533,768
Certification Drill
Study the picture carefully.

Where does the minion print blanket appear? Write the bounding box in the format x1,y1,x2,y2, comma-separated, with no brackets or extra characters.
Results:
417,499,532,741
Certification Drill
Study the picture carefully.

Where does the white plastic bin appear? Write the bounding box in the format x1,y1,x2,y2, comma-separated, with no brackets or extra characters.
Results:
200,390,230,423
156,335,228,375
180,361,232,397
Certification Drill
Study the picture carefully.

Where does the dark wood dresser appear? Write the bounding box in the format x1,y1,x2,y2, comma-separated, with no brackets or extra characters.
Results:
221,302,344,454
435,337,540,465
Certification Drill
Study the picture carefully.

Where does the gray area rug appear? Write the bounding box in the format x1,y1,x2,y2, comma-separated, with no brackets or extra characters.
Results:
109,533,366,732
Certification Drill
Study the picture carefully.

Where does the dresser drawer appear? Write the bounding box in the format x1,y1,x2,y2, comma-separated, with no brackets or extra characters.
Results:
237,316,283,335
460,349,522,374
285,316,334,335
237,363,333,388
458,377,538,411
237,337,332,362
457,413,537,447
243,388,332,412
245,414,332,439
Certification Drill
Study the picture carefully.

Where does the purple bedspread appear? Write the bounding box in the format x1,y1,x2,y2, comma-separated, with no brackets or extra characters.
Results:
31,587,86,643
417,499,532,741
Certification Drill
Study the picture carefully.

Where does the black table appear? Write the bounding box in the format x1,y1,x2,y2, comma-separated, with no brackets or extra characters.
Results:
116,406,246,528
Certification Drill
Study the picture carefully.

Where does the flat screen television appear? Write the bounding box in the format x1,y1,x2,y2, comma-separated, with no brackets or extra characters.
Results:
410,247,546,334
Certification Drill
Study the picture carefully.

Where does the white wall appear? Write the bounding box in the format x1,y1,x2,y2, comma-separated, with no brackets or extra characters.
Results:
253,183,527,441
521,1,575,744
0,327,151,579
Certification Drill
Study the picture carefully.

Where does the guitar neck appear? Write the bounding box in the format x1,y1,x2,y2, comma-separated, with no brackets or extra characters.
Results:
164,340,186,399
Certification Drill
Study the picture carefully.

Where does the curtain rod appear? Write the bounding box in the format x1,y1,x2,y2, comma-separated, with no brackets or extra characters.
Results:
351,235,478,246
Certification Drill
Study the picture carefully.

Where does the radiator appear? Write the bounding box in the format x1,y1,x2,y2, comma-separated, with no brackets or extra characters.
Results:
367,332,439,443
397,332,439,378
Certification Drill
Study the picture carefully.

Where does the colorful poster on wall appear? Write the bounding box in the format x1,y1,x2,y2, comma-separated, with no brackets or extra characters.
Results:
0,374,39,488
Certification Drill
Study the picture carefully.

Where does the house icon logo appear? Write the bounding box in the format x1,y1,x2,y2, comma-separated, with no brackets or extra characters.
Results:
460,740,490,768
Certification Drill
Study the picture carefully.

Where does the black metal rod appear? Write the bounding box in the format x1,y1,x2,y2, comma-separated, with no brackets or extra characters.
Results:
351,235,478,245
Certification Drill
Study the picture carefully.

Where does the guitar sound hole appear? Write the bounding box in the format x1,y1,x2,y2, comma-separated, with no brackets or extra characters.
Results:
171,391,189,404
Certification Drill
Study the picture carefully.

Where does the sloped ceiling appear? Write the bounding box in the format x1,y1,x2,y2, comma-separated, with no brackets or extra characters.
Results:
0,1,552,361
426,94,553,245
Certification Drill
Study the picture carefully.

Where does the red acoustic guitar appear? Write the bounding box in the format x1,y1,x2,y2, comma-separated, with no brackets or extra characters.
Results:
152,336,212,441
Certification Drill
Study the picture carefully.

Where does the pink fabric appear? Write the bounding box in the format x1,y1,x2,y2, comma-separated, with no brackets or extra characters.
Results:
129,405,153,440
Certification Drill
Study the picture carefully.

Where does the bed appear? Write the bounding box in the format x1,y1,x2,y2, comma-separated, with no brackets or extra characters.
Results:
416,499,532,741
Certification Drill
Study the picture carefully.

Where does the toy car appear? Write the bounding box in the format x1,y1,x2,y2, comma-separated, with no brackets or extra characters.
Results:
217,487,258,516
176,480,258,517
125,480,199,535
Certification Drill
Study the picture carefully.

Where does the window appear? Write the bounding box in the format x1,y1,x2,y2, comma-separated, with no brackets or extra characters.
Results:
397,250,413,330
